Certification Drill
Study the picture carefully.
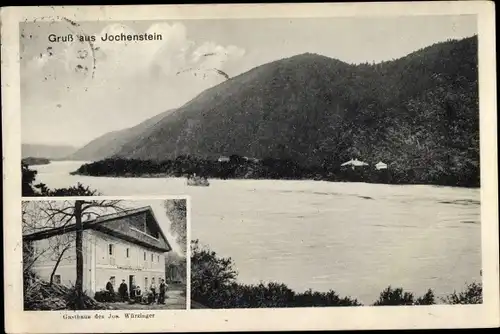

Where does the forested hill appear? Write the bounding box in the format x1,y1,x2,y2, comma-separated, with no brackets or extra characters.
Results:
73,36,479,186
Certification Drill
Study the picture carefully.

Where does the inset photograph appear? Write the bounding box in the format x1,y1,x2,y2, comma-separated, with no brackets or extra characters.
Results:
22,197,188,310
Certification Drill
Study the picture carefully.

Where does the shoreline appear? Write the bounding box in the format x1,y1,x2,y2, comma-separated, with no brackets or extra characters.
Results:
69,171,481,189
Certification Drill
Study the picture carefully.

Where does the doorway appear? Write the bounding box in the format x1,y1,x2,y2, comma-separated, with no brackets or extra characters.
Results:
129,275,135,298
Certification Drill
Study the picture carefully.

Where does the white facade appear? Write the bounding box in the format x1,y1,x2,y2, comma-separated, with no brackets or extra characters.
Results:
30,229,166,297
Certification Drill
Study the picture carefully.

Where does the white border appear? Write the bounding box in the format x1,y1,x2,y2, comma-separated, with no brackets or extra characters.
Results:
2,2,498,332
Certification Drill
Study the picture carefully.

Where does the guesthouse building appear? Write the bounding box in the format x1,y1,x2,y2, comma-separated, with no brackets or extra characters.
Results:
23,206,172,297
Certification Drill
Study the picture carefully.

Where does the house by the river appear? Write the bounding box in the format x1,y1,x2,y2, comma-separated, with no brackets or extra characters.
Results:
375,161,388,170
23,206,172,297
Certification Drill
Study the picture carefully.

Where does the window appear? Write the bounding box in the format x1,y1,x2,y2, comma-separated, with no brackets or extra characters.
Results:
157,255,160,262
109,244,116,265
126,248,130,258
151,253,153,262
144,252,146,261
144,277,148,289
53,275,61,284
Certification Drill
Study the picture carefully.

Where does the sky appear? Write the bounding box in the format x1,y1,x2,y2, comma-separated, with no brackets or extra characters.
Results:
20,15,477,147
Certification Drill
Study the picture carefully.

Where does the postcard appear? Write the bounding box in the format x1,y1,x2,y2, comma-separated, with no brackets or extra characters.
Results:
2,2,499,333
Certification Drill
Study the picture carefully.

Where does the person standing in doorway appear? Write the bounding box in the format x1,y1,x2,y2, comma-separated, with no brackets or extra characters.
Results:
150,278,157,304
118,279,128,301
106,277,115,302
158,279,167,304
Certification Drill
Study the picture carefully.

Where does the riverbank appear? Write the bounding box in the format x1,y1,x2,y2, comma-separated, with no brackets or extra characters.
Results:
190,240,483,308
71,157,480,188
23,162,481,302
22,157,50,166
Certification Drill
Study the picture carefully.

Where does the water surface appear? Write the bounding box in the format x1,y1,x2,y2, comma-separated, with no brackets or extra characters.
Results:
32,161,482,304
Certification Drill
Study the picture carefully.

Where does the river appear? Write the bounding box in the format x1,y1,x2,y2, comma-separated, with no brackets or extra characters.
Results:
31,161,482,304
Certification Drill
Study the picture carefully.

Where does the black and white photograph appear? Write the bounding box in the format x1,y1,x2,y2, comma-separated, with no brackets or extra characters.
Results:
22,198,188,311
20,14,483,308
2,2,498,332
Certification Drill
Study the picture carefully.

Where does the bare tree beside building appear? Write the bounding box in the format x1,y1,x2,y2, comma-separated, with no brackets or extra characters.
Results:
23,199,126,309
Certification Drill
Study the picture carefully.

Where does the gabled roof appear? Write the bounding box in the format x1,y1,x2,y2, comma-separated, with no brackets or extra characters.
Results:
23,206,172,252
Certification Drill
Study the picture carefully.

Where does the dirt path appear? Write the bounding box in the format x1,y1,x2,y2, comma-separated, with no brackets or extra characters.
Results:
107,286,186,310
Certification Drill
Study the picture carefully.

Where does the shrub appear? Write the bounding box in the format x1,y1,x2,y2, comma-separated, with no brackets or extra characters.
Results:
442,282,482,304
373,286,415,306
94,290,119,303
191,240,361,308
415,289,436,305
22,163,99,196
372,287,436,306
191,240,480,309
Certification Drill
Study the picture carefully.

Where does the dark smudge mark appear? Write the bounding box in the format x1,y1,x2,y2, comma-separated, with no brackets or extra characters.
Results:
62,17,79,27
75,64,89,75
358,196,373,200
213,68,230,80
439,199,480,206
77,49,88,59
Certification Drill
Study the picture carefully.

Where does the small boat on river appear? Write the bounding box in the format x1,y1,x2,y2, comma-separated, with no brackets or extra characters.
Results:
186,173,210,187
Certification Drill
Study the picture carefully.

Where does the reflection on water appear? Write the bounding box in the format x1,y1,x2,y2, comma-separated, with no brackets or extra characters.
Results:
33,161,481,304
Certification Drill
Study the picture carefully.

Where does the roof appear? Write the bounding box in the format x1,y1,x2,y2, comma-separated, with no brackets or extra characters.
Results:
23,206,172,252
341,158,369,167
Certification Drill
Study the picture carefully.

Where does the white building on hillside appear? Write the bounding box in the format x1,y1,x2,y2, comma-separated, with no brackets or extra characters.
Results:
375,161,388,170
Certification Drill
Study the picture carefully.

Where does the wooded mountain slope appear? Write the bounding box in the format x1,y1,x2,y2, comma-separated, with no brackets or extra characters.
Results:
72,36,479,185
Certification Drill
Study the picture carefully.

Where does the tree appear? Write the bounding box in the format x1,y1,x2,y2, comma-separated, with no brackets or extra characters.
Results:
414,289,436,305
22,202,73,280
22,163,99,196
190,240,362,308
373,286,415,306
23,199,127,309
22,163,38,196
164,199,187,255
372,286,436,306
190,239,238,307
441,282,482,304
